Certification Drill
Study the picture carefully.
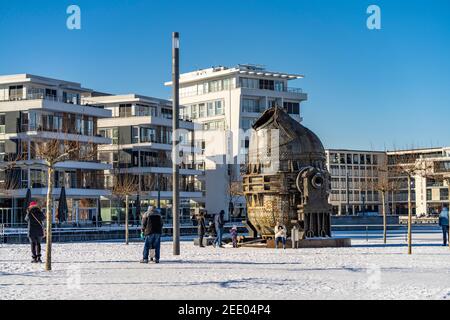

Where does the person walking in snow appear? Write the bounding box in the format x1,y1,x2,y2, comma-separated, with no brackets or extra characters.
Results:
197,211,206,247
213,210,225,248
140,206,163,264
274,223,287,249
439,206,449,246
230,225,238,248
24,201,45,263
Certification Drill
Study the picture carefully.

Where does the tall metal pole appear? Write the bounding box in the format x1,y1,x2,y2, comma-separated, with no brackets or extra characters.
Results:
172,32,181,255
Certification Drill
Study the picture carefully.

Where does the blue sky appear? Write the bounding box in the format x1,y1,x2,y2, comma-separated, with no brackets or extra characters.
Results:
0,0,449,150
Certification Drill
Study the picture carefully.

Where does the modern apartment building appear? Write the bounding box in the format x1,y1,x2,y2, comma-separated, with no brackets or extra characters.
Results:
0,74,112,225
326,147,450,216
91,94,204,223
165,64,307,217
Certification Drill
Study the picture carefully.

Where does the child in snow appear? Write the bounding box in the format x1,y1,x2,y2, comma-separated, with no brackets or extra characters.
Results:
230,225,238,248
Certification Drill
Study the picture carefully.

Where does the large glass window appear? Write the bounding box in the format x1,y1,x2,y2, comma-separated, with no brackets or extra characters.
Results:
135,104,157,117
275,81,285,92
283,102,300,115
140,127,156,143
239,78,258,89
132,126,140,144
119,104,132,117
242,99,260,113
259,79,274,90
9,85,23,100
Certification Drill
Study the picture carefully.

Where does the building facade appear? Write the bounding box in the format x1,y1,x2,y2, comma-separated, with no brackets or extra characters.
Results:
91,94,204,223
326,149,386,215
0,74,111,225
326,147,450,216
165,64,307,217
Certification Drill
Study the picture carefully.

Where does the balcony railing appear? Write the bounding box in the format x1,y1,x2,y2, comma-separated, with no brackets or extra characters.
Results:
0,94,105,109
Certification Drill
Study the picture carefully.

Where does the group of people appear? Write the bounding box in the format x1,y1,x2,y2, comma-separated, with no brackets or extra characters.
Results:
196,210,239,248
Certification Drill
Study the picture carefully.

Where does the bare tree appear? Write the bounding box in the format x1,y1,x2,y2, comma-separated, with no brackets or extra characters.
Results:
111,171,139,245
34,138,94,271
389,152,433,254
227,179,244,218
366,159,402,244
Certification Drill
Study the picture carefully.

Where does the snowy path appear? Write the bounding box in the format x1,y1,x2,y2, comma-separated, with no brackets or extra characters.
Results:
1,231,450,300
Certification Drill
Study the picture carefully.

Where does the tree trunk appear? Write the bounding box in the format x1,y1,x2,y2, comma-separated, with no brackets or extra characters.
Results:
382,190,387,244
45,166,54,271
125,195,129,245
407,175,412,255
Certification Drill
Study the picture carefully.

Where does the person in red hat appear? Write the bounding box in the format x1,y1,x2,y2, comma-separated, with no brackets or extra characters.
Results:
24,201,45,263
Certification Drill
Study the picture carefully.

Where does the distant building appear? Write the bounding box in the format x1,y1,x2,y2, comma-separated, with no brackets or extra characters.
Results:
325,149,387,215
326,147,450,216
0,74,111,225
165,64,307,218
91,94,204,223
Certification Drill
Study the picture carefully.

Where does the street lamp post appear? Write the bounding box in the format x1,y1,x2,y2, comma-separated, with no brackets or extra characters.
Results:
172,32,181,256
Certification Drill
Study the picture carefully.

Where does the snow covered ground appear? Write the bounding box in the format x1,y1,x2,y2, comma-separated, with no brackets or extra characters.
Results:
1,229,450,300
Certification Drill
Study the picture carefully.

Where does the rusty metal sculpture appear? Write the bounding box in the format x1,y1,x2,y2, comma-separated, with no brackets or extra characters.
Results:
243,106,331,239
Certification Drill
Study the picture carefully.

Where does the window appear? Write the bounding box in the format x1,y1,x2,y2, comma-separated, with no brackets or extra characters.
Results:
242,99,260,113
191,104,198,119
135,104,157,117
283,102,300,115
119,104,132,117
275,81,285,92
0,141,5,153
207,102,215,117
132,126,140,144
45,89,57,100
198,103,206,118
241,118,255,130
215,101,224,115
239,78,258,89
259,79,274,90
441,189,449,201
161,108,172,119
9,85,23,100
0,114,5,134
140,127,156,143
63,92,80,104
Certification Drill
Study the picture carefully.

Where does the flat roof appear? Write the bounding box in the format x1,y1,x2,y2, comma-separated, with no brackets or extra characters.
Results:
164,65,304,86
0,73,92,92
82,94,172,106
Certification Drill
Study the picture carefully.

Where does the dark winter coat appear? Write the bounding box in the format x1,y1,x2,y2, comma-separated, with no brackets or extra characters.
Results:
197,216,206,235
439,208,449,227
141,211,163,236
25,206,45,238
214,211,225,229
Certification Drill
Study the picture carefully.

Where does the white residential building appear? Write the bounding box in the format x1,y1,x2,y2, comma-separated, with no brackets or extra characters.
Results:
0,74,112,225
165,64,307,218
91,94,204,223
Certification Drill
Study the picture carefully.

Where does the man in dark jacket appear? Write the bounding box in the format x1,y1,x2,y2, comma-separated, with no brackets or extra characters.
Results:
24,201,45,263
213,210,225,248
197,212,206,247
439,206,449,246
140,206,163,264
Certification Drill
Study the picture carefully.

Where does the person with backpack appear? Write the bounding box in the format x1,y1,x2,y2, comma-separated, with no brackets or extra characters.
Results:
24,201,45,263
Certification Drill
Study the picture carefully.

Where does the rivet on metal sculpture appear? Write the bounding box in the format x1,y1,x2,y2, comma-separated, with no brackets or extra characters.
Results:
243,106,332,239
